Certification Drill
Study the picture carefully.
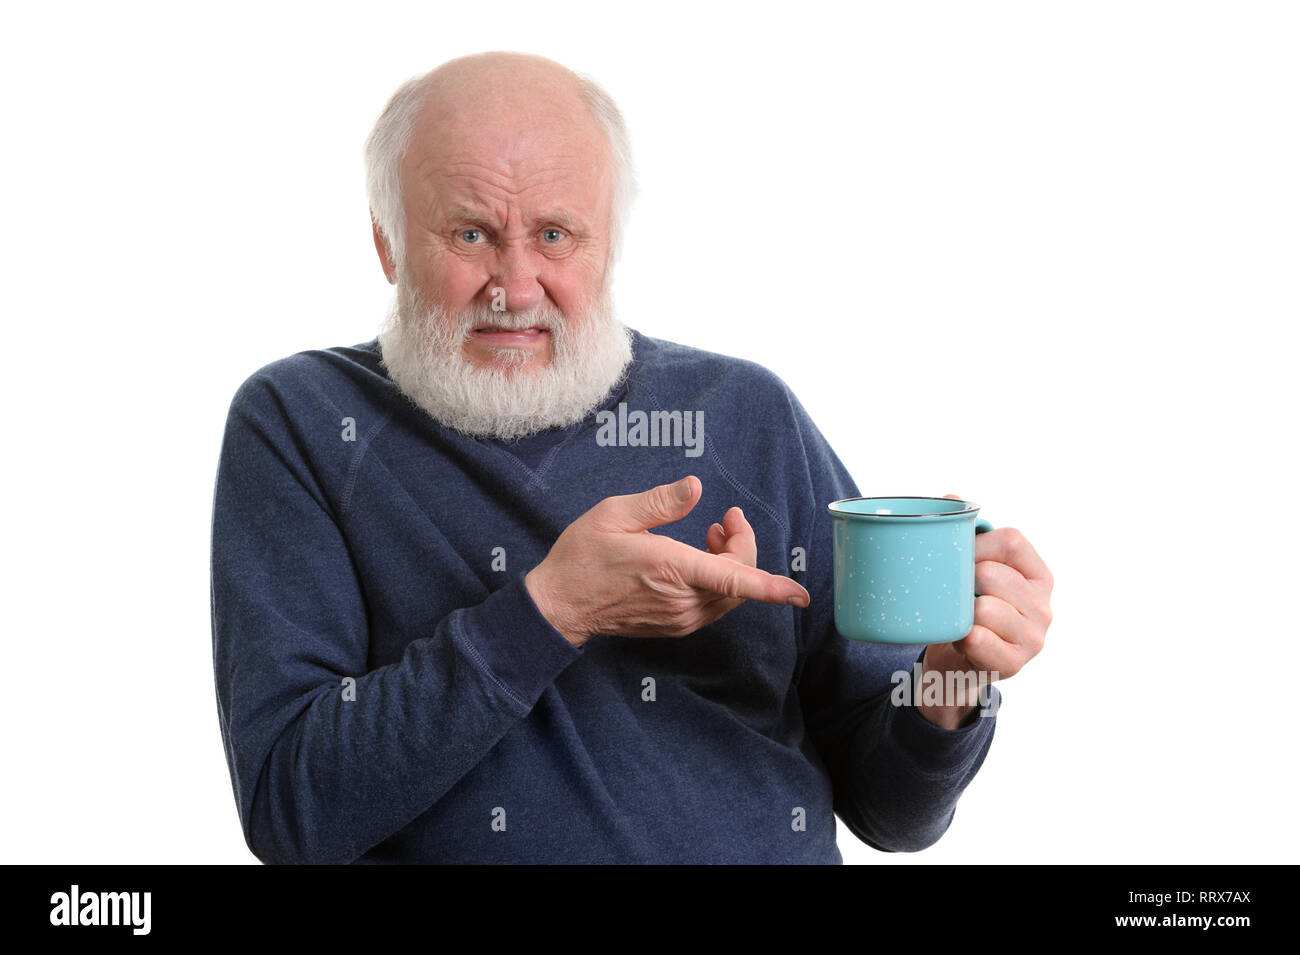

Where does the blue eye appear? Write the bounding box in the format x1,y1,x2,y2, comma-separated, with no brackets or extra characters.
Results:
459,229,483,244
542,229,564,243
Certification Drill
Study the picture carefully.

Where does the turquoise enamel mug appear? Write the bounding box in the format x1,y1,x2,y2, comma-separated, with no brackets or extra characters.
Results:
827,496,994,644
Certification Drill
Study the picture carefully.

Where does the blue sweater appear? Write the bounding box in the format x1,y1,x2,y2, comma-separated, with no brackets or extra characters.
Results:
209,330,998,864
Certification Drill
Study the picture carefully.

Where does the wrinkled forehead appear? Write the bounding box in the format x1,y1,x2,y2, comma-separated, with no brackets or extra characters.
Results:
400,91,611,216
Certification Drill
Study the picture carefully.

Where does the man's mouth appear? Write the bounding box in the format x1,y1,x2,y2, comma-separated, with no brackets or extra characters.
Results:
469,325,551,347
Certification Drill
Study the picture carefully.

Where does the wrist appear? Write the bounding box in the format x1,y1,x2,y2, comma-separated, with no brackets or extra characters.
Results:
915,649,982,729
524,565,589,648
916,700,979,730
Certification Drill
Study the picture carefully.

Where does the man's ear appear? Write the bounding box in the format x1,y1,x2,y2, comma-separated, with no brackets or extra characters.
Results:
371,213,397,285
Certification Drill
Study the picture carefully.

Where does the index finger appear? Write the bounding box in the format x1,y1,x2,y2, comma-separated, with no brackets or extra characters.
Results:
975,527,1052,585
668,539,809,606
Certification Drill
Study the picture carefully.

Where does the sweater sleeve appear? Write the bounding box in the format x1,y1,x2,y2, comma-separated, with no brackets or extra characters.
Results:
780,382,999,853
209,372,581,864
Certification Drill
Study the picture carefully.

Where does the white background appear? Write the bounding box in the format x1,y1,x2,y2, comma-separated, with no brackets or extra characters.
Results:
2,0,1296,864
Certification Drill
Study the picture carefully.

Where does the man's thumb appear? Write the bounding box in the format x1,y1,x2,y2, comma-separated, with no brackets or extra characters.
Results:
618,476,700,531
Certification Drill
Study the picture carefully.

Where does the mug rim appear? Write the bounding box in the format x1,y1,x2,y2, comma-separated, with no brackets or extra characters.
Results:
827,495,980,518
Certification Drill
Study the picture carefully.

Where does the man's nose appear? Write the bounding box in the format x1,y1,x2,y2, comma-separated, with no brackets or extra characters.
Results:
487,245,544,312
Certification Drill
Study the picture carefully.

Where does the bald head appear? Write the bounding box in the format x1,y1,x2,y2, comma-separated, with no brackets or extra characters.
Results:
420,51,592,121
415,53,603,164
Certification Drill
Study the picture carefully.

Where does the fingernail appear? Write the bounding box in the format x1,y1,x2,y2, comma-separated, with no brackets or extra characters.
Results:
674,478,693,501
788,594,806,607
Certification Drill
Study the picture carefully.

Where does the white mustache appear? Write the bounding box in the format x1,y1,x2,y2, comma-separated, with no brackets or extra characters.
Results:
460,306,564,335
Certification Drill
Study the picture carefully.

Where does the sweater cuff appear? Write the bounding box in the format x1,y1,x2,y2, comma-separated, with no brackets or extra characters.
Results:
455,573,583,708
892,680,1000,773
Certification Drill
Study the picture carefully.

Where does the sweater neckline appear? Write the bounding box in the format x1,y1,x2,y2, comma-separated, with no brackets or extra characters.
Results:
478,369,633,480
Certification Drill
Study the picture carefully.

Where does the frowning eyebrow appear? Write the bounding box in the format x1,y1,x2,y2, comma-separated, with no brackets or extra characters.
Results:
441,205,586,232
442,205,496,229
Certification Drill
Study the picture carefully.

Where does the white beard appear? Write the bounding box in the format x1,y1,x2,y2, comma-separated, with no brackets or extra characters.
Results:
377,271,634,441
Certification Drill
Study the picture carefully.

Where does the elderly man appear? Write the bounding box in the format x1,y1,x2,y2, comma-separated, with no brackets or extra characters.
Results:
210,51,1053,864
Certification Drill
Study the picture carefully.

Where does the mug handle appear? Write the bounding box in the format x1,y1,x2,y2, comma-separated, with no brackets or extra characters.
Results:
973,519,995,600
